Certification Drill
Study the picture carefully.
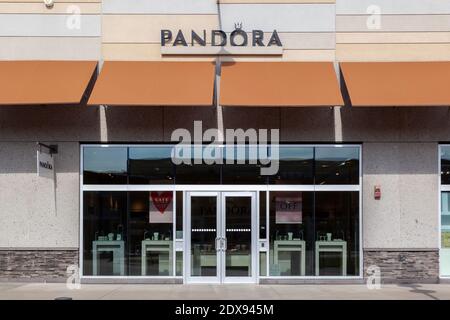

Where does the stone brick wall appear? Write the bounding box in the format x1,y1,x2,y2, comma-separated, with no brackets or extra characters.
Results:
0,250,78,281
364,250,439,283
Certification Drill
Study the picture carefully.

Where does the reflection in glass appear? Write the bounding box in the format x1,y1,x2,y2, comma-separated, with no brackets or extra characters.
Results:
176,251,183,276
191,196,217,276
314,192,359,276
83,191,127,276
129,147,174,184
315,147,359,185
176,191,183,239
83,147,128,184
175,146,221,184
225,196,252,277
269,191,313,276
269,147,313,184
82,145,361,186
222,145,267,184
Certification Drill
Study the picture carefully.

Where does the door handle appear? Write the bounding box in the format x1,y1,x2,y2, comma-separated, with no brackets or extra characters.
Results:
215,237,221,251
222,237,227,251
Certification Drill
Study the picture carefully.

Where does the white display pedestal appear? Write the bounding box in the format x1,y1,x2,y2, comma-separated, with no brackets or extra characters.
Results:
315,240,347,276
274,240,306,276
92,240,125,276
141,240,173,276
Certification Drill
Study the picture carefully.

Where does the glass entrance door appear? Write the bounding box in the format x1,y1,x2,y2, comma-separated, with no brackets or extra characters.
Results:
221,192,256,283
186,192,256,284
186,192,221,283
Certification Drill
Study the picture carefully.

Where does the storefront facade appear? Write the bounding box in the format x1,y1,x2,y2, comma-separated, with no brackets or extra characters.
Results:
0,0,449,284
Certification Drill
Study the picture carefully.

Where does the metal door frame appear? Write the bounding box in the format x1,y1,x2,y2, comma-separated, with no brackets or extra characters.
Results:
185,191,257,284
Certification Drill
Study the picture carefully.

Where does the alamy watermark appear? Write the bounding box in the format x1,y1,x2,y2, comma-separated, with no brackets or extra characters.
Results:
170,121,280,175
366,5,382,30
366,265,381,290
66,264,81,290
66,5,82,30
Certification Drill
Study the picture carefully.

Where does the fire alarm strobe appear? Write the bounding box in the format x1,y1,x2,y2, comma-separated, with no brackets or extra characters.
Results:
374,185,381,200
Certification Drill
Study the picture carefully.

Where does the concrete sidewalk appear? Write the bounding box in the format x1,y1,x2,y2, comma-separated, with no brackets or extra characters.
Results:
0,283,450,300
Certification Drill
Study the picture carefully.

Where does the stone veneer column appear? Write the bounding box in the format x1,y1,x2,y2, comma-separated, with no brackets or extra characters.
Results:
363,249,439,283
0,249,78,282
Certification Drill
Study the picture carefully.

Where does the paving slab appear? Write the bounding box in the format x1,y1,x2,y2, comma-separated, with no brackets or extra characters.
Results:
1,283,450,300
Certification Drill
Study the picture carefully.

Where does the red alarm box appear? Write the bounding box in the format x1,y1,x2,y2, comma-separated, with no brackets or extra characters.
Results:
374,185,381,200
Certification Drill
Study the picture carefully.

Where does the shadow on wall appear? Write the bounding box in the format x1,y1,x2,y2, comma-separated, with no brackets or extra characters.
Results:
1,104,448,175
222,106,450,145
0,104,100,174
339,107,448,176
0,105,101,142
104,106,217,142
361,141,438,175
224,106,336,142
340,106,450,143
0,141,79,174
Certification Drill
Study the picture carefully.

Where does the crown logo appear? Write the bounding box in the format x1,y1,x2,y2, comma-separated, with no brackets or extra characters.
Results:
234,22,243,30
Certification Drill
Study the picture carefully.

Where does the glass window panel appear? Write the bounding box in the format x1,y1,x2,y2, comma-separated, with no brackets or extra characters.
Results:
128,192,148,276
176,191,183,239
176,251,183,276
222,145,268,184
269,146,314,184
83,191,127,276
191,196,218,277
225,196,252,277
315,147,359,185
83,147,128,184
442,147,450,184
314,191,359,276
175,145,221,184
269,191,314,276
129,191,174,276
260,252,267,276
128,147,175,184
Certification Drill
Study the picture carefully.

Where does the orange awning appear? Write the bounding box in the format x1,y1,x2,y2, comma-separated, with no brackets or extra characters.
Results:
340,62,450,107
0,61,97,105
88,61,216,106
220,62,343,107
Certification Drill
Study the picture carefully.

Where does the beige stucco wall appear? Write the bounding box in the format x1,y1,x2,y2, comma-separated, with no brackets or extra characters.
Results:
0,106,100,248
362,142,439,249
0,142,80,248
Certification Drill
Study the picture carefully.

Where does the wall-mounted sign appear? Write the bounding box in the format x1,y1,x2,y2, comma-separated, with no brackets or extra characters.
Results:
149,191,173,223
37,150,54,179
160,24,283,56
275,195,302,224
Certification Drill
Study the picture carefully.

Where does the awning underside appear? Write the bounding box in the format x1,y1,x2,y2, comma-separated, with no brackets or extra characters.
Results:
87,61,216,106
341,62,450,107
219,62,344,107
0,61,97,105
3,60,449,108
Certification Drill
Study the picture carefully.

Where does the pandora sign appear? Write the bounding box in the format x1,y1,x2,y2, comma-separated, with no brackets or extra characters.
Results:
160,24,283,55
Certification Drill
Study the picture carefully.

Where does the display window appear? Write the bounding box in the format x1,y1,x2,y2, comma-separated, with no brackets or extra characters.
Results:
81,144,361,281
